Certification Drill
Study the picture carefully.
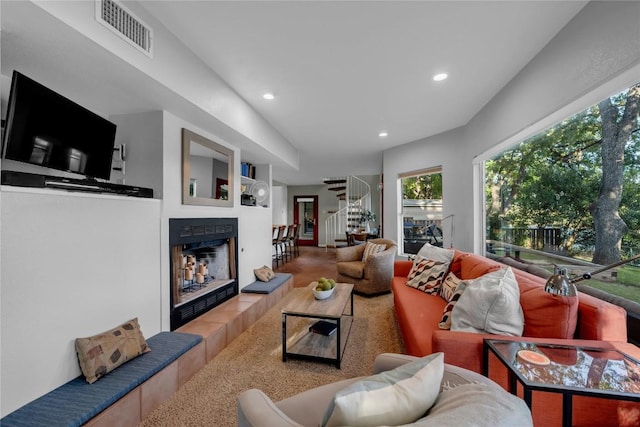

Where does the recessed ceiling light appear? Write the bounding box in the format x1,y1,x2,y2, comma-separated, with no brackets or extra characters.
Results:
433,73,448,82
378,131,388,137
263,92,275,100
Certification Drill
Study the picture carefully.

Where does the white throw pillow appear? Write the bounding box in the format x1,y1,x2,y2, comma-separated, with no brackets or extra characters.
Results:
451,267,524,336
322,353,445,427
416,243,454,265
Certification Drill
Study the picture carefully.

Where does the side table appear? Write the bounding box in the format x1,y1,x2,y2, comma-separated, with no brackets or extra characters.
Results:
483,339,640,427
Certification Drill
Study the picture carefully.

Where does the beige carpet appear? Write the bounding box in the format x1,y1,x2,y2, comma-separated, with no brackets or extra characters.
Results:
141,288,404,426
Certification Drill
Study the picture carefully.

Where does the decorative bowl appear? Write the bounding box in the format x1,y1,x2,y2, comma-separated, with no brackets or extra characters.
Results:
312,285,335,300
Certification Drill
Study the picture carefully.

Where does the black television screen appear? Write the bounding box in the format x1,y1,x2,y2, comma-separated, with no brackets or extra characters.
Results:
2,71,116,180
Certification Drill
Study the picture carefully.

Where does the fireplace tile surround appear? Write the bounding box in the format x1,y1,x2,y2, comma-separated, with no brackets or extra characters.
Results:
169,217,239,330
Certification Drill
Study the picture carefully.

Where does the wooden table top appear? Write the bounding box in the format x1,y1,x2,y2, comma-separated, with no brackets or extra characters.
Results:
282,282,354,318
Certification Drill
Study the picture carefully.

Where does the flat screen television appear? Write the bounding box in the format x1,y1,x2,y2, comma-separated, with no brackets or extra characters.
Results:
2,71,116,180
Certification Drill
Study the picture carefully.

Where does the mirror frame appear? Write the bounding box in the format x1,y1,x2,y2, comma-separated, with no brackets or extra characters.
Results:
182,128,235,207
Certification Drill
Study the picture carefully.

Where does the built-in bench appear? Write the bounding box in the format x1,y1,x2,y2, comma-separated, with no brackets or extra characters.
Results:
0,332,204,427
1,273,294,427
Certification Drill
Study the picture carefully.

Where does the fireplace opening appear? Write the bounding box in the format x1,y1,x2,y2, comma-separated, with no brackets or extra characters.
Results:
169,218,238,330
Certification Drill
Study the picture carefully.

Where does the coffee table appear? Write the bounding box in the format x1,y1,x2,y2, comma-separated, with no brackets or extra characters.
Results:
483,339,640,427
282,282,354,368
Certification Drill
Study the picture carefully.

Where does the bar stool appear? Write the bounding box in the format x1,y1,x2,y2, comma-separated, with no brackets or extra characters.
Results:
277,225,290,264
285,224,298,259
272,225,286,267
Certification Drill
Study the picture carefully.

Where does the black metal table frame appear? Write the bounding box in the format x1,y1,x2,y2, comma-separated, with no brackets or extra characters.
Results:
282,290,354,368
483,339,640,427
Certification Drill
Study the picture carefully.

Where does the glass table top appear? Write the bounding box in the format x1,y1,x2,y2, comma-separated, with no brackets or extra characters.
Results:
487,340,640,396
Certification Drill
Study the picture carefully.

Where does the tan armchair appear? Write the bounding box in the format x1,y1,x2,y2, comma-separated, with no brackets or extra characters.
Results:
336,238,397,295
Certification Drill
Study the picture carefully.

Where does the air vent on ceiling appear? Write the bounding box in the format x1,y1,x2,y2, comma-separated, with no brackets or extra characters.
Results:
95,0,153,58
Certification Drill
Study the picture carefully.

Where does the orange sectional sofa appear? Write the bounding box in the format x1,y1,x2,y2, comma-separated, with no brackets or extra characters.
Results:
392,249,640,427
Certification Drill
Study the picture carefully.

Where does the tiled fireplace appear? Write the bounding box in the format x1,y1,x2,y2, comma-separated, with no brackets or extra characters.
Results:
169,217,238,330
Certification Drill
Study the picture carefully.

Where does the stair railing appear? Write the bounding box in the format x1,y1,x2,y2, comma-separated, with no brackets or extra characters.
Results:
325,176,371,249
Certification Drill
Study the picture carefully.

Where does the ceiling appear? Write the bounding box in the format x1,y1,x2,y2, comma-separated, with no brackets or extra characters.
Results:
1,1,587,186
139,1,586,185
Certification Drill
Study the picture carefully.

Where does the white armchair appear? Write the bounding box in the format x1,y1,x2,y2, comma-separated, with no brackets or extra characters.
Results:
237,353,532,427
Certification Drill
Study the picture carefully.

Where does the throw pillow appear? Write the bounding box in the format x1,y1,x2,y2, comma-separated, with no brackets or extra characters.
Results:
75,318,150,384
438,282,467,330
322,352,445,427
254,265,275,282
406,256,449,294
416,243,454,265
362,241,386,262
451,267,524,336
424,383,533,426
440,271,462,302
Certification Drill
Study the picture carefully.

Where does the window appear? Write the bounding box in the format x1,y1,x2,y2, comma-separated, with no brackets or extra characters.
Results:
485,84,640,302
400,167,444,254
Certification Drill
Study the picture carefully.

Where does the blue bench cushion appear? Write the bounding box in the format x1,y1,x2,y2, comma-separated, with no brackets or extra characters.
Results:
241,272,292,294
1,331,202,427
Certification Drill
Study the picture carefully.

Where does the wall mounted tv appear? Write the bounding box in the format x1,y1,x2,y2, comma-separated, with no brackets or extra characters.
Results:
2,70,116,181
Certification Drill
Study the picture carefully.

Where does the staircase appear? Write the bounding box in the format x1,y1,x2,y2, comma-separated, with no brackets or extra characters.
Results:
324,176,371,248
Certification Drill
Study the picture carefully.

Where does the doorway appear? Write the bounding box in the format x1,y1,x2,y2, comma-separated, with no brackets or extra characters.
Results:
294,196,318,246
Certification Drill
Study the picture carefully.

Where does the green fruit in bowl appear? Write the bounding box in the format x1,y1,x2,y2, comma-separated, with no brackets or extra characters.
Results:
321,282,332,291
328,279,336,288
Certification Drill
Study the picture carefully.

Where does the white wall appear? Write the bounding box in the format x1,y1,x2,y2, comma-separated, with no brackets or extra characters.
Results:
159,111,272,331
383,1,640,254
0,189,161,415
272,185,287,225
111,111,164,195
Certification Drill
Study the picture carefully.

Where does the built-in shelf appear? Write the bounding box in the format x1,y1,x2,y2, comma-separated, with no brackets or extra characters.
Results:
239,162,271,208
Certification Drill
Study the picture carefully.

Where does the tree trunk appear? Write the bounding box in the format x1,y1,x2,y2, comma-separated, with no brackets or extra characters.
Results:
592,85,640,265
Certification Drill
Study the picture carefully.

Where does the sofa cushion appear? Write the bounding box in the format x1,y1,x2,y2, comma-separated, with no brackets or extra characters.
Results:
449,250,470,278
409,383,533,426
75,318,150,384
451,268,524,336
514,269,579,339
337,261,365,279
392,278,447,356
460,253,501,280
406,256,449,294
322,353,444,427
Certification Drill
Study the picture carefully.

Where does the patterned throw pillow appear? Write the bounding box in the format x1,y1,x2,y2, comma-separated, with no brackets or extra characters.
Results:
362,242,386,262
438,282,467,330
75,318,150,384
254,265,276,282
406,256,449,294
440,271,463,302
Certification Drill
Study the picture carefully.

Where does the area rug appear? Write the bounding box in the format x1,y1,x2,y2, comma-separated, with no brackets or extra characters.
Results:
141,288,405,426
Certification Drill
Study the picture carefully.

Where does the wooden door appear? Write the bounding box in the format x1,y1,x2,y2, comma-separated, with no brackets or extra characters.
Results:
294,195,318,246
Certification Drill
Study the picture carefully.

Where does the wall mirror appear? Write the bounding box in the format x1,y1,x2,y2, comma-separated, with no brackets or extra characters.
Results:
182,128,235,207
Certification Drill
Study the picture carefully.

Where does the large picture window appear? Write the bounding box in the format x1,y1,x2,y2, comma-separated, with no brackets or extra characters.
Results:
485,84,640,302
400,167,444,254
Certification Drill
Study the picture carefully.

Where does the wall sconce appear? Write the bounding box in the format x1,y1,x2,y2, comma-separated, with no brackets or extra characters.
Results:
544,254,640,296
